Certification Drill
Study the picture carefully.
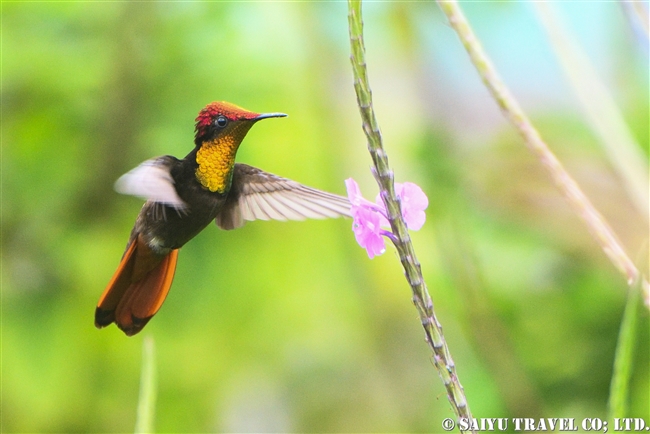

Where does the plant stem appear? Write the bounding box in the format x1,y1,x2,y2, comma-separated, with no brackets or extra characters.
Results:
608,281,642,420
619,0,650,43
348,1,475,430
437,0,650,307
535,2,649,221
135,336,157,434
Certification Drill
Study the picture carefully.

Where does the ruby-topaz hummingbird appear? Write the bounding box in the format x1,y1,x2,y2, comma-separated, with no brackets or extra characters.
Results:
95,101,351,336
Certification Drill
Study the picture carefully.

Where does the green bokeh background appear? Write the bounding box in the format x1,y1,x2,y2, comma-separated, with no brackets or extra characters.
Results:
2,2,648,432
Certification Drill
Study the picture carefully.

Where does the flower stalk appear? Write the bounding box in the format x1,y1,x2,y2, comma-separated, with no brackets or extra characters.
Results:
135,336,157,434
436,0,650,307
348,0,475,429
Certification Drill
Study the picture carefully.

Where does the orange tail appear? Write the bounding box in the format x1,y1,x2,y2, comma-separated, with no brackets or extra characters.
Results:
95,234,178,336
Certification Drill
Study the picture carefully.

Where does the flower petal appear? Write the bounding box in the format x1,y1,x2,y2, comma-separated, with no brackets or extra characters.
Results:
399,182,428,210
397,182,428,231
345,178,363,207
351,206,386,258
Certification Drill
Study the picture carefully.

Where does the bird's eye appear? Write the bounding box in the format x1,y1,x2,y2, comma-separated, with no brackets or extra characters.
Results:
215,116,228,128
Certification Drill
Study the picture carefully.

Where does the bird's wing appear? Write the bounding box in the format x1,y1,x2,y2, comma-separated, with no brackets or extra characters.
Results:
215,163,352,230
114,156,187,210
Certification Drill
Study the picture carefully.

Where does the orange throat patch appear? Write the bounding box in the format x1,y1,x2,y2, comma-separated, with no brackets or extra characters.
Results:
195,137,238,193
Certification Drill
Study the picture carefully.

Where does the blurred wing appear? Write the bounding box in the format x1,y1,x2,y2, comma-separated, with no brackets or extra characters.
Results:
114,156,187,210
216,163,351,230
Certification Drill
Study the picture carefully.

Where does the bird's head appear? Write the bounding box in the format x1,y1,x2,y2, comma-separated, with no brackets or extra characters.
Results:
192,101,286,193
194,101,286,146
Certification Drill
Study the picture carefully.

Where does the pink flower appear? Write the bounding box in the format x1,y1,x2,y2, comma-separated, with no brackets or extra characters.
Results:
396,182,428,231
346,178,387,258
351,206,386,259
375,182,428,231
346,178,428,258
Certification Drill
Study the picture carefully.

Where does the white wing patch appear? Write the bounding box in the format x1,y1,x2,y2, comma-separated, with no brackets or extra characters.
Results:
114,158,187,210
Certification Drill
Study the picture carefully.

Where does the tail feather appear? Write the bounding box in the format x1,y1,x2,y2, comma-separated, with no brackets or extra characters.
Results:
115,250,178,335
95,240,138,328
96,235,178,336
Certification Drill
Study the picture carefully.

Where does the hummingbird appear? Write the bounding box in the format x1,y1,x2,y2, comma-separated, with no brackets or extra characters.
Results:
95,101,351,336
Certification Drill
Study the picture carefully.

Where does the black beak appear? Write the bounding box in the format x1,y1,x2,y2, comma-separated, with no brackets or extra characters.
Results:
253,112,287,121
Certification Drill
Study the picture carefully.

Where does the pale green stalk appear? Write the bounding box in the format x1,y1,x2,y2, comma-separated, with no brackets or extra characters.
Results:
619,0,650,41
436,0,650,307
135,337,157,434
608,280,642,419
348,1,475,430
535,2,649,221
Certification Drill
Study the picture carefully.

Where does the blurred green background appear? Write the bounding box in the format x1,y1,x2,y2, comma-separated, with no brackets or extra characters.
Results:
2,1,648,432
